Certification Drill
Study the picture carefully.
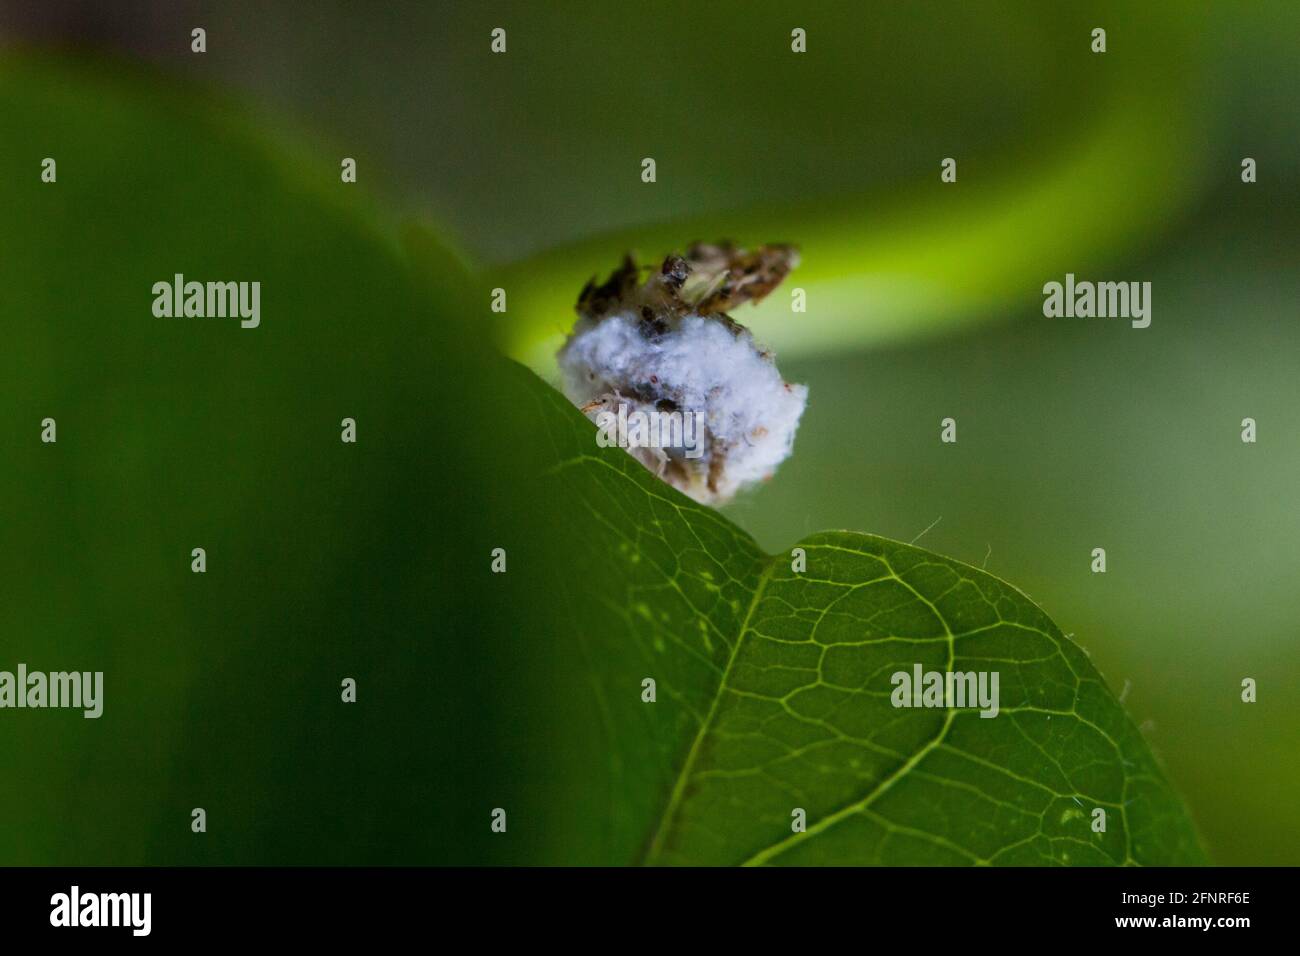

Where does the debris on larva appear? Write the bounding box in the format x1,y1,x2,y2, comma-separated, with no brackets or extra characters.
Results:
558,241,808,506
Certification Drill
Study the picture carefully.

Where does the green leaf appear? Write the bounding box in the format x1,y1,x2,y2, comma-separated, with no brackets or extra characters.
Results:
504,371,1206,865
489,4,1214,372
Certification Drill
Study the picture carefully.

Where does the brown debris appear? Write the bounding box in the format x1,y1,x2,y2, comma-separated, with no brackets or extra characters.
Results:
575,240,799,324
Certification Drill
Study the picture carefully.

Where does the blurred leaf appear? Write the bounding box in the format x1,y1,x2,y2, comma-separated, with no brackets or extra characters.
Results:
489,2,1212,369
499,93,1205,371
0,54,530,865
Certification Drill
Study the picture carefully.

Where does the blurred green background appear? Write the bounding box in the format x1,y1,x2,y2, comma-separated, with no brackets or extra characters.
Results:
2,0,1297,864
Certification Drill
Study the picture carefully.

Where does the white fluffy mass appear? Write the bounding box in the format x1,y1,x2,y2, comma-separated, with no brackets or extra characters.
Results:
558,309,808,506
